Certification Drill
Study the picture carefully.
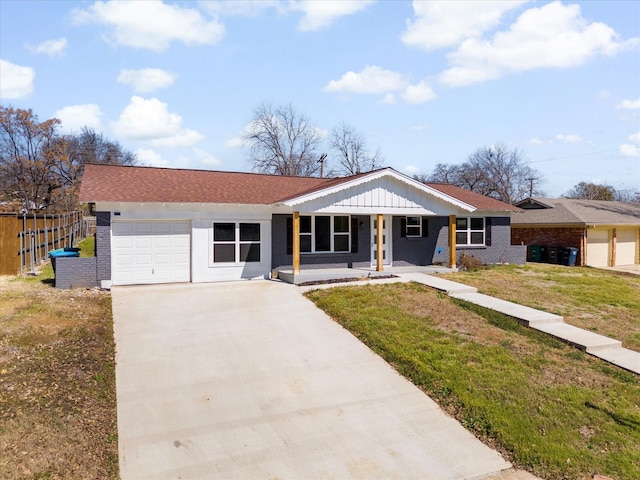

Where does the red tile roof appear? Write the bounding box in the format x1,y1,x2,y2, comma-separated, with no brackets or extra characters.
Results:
79,164,519,212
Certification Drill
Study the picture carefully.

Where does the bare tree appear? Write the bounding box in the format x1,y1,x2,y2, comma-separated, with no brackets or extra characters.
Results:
243,102,323,177
329,122,382,175
565,182,616,201
0,106,60,212
1,107,137,212
427,143,541,204
52,127,136,210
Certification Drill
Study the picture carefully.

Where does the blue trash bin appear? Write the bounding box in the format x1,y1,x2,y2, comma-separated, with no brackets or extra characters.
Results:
561,247,579,266
49,248,80,273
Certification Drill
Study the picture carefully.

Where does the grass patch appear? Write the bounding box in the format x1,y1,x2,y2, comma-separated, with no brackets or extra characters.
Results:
306,282,640,480
77,235,95,258
444,263,640,351
0,271,117,479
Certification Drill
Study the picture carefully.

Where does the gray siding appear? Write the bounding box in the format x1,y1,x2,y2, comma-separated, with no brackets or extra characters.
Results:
54,257,99,289
272,214,525,269
96,211,111,282
271,214,370,270
392,216,451,266
453,217,526,265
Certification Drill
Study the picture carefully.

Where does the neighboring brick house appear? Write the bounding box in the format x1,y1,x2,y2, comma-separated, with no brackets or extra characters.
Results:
511,197,640,267
74,164,525,287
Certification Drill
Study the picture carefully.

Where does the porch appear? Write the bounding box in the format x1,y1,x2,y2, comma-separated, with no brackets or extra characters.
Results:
274,265,457,285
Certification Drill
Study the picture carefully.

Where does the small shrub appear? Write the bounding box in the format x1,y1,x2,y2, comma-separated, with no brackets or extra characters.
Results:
458,253,485,271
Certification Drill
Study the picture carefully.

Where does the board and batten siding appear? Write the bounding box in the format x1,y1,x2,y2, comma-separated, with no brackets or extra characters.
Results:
290,177,466,216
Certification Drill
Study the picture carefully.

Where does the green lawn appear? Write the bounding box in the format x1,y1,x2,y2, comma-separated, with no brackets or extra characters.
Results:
306,278,640,480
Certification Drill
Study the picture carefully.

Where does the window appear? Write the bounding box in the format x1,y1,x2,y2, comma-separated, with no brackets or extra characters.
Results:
405,216,421,237
456,217,485,246
213,222,261,263
298,215,350,253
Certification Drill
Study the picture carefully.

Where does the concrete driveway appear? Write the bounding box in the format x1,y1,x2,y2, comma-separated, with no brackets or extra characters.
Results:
112,280,518,480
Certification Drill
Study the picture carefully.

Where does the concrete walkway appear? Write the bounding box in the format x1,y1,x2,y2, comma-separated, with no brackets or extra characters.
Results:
403,273,639,375
112,281,537,480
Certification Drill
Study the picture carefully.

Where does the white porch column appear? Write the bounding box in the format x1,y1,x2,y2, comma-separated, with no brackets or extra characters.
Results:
376,213,383,272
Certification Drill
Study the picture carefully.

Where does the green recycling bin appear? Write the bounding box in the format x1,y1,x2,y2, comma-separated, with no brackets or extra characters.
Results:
527,245,545,262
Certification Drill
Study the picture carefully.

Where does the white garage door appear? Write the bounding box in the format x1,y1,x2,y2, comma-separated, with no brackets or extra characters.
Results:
587,229,610,267
112,221,191,286
616,228,638,265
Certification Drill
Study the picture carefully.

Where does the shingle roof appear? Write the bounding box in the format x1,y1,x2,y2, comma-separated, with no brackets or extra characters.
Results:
425,183,522,212
512,197,640,226
79,164,342,204
79,164,518,212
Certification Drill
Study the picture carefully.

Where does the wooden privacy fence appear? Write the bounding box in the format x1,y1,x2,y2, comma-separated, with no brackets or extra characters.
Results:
0,211,90,275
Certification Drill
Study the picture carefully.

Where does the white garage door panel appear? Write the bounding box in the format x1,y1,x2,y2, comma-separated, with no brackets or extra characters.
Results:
587,229,609,267
112,221,191,285
617,229,637,265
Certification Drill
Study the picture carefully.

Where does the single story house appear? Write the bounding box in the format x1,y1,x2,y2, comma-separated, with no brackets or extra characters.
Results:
511,197,640,267
77,164,525,287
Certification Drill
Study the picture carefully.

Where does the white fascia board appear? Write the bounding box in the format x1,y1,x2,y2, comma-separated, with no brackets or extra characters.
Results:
281,168,475,212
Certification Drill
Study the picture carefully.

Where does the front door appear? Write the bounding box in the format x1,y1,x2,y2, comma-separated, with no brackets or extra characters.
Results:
371,215,392,267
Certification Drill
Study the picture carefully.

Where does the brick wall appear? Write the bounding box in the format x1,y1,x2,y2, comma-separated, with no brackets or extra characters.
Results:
511,226,584,265
55,257,98,289
95,212,111,282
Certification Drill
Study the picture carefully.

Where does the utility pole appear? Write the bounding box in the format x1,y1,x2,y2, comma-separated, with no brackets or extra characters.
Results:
319,153,327,178
525,177,537,198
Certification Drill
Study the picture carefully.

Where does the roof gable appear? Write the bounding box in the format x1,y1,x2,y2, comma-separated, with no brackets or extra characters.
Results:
282,168,476,212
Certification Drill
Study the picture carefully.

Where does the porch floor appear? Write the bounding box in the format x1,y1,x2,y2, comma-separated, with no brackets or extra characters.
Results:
275,265,457,285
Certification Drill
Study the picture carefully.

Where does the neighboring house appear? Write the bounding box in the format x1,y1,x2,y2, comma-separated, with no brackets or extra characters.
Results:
78,164,525,287
511,197,640,267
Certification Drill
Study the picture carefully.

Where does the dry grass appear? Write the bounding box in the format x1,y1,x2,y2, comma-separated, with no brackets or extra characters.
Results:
0,270,118,479
444,263,640,351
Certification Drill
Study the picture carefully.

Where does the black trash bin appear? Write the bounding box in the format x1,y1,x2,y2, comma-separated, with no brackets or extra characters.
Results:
547,247,560,264
527,245,545,262
561,247,579,266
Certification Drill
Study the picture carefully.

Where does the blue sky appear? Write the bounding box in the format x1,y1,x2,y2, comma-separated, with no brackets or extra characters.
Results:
1,0,639,197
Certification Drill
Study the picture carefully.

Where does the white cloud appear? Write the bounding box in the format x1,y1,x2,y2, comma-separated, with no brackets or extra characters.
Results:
628,131,640,143
439,1,638,87
54,104,103,133
117,68,176,93
527,137,544,145
202,0,281,17
401,81,437,104
135,148,169,167
619,144,640,157
193,147,222,167
402,1,526,51
25,38,68,57
224,136,245,148
617,98,640,110
112,96,204,147
409,124,427,132
555,134,583,144
402,165,421,175
72,1,224,52
293,0,374,31
0,59,35,99
324,65,408,95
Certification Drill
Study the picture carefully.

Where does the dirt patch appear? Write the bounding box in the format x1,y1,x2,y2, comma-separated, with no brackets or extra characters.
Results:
0,274,118,479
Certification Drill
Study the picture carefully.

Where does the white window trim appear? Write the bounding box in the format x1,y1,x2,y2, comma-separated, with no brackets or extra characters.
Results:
212,221,262,265
405,216,422,237
300,214,351,254
456,217,485,246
